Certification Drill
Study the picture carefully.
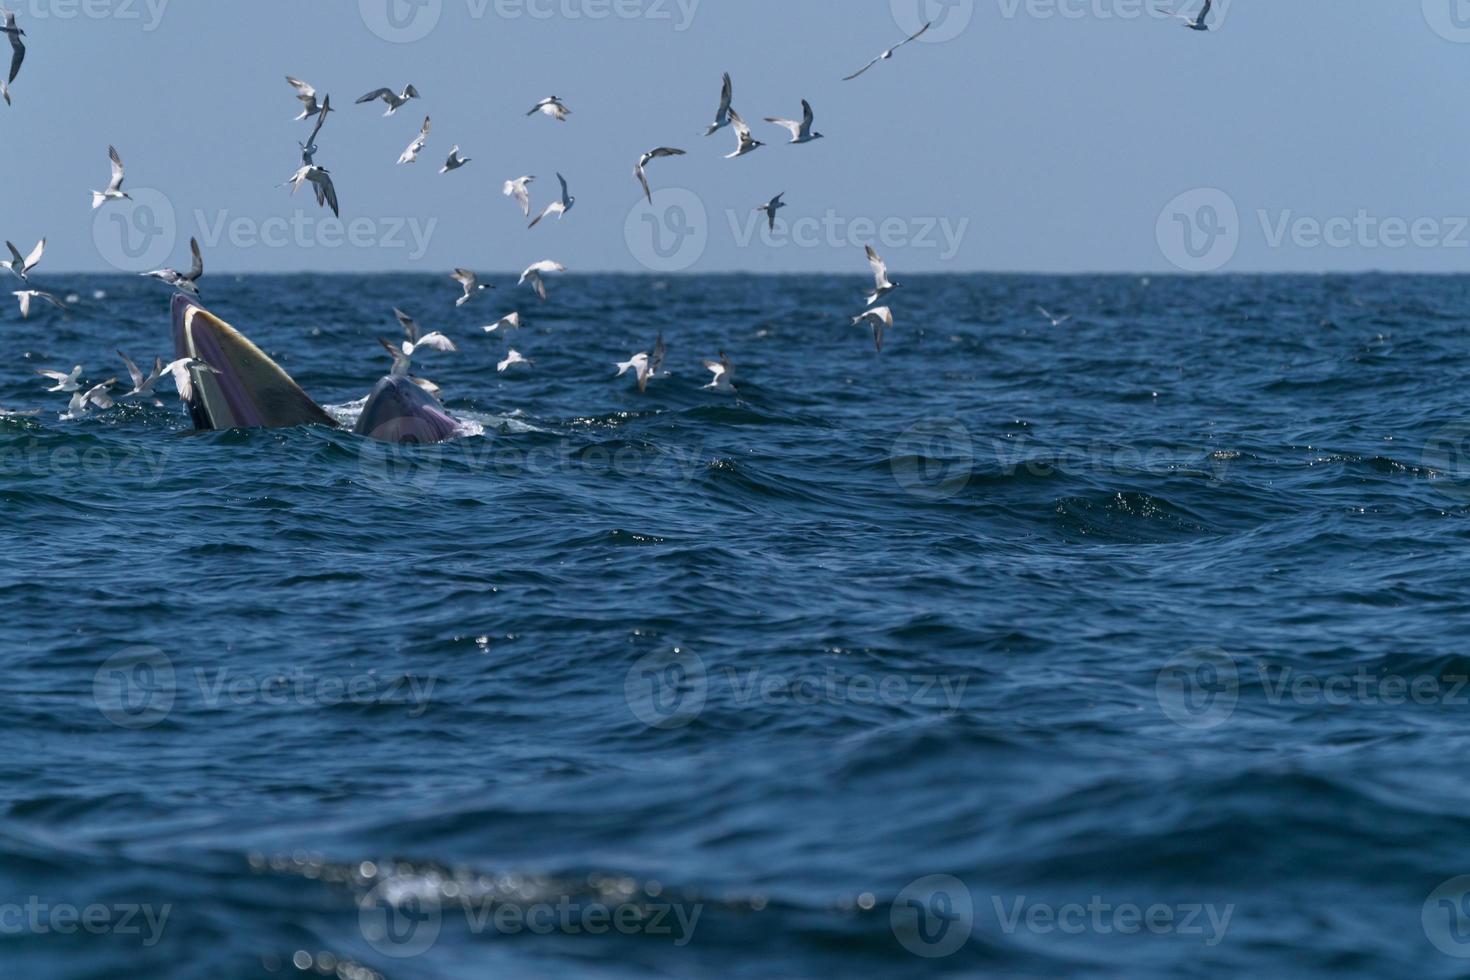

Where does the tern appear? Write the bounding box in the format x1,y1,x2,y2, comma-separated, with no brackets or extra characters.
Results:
394,308,457,357
503,176,535,217
450,268,493,307
36,365,82,393
1157,0,1211,29
1037,306,1072,327
529,173,575,228
161,357,220,404
357,84,420,115
117,351,167,405
13,289,66,318
755,193,786,232
1,5,22,86
141,237,204,295
616,352,652,394
286,76,330,121
519,260,565,302
634,148,685,204
3,238,42,283
498,349,533,373
440,145,470,174
703,72,733,136
61,380,115,421
864,245,901,306
287,165,339,218
853,306,894,352
483,312,521,335
843,21,933,80
398,116,430,164
725,109,764,159
527,96,570,121
91,145,131,209
702,352,735,393
765,100,824,144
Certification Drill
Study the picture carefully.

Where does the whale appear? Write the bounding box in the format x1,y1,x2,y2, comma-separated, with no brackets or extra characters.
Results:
170,294,462,444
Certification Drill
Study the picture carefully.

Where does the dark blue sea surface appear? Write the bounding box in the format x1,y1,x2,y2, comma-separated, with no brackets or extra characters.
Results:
6,272,1470,978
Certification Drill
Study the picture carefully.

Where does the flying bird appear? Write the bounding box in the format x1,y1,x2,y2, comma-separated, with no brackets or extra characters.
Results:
526,96,570,121
1157,0,1212,29
13,289,66,318
498,349,533,373
853,306,894,352
3,238,43,283
865,245,901,306
357,84,420,115
842,21,933,80
703,72,733,136
440,145,470,174
702,352,735,393
117,351,167,406
61,380,115,421
450,268,493,307
755,193,786,232
286,76,330,121
634,148,685,204
725,108,764,159
393,308,457,357
483,312,521,336
36,365,82,393
1037,306,1072,327
141,237,204,295
503,176,535,217
398,116,430,164
91,146,131,209
616,352,652,394
529,172,574,229
287,165,339,218
519,260,565,302
765,100,824,144
1,6,23,86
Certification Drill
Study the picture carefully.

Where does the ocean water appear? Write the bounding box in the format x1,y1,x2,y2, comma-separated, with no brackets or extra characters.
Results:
6,272,1470,978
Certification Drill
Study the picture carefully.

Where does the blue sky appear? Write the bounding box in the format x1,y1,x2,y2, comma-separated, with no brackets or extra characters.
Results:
2,0,1468,273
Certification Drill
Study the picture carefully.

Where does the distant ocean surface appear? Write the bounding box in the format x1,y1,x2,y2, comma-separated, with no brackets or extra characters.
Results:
8,272,1470,978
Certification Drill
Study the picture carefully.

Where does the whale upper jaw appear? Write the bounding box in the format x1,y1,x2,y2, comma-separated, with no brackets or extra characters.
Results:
353,375,462,444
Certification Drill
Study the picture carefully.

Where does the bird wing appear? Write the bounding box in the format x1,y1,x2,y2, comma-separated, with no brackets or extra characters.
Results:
186,238,203,281
317,172,339,217
22,237,43,271
38,291,67,311
730,108,751,139
357,88,393,104
764,116,801,137
450,268,476,288
415,332,457,353
117,349,144,390
7,29,21,84
305,94,331,144
403,84,420,99
286,76,316,98
4,241,22,268
801,99,815,131
634,165,651,204
866,245,888,285
843,56,882,82
1198,0,1211,19
718,72,732,115
107,145,125,192
393,308,422,344
557,172,570,204
898,21,934,48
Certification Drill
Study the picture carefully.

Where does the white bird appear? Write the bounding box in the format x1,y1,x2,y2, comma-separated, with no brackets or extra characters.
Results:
36,365,81,392
842,20,933,81
498,349,533,373
725,108,764,159
141,237,204,295
503,176,535,217
3,237,42,282
393,308,457,357
519,260,565,302
865,245,901,306
91,145,131,209
117,350,166,405
529,173,574,229
13,289,66,318
703,72,733,136
526,96,570,121
286,165,339,218
702,352,735,393
451,268,493,307
483,312,522,335
634,148,686,204
160,357,220,404
755,192,786,232
1037,306,1072,327
440,145,470,174
1,5,23,87
398,116,430,164
61,380,115,421
765,100,824,144
356,84,420,115
286,76,330,121
853,306,894,352
615,352,652,394
1158,0,1212,30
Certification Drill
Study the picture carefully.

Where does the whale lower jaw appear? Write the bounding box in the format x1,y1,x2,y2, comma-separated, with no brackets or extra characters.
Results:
354,376,462,444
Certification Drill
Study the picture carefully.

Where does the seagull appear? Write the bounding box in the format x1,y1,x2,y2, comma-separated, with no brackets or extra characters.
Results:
865,245,900,306
394,308,458,357
141,237,204,295
287,165,339,218
725,109,764,159
498,349,533,373
634,148,685,204
1,6,23,86
765,100,824,144
398,116,430,164
36,365,82,393
440,145,470,174
450,268,493,307
519,260,565,302
298,93,332,165
117,351,167,405
91,146,131,209
3,238,42,283
703,72,733,136
356,84,420,115
61,380,116,421
161,357,220,404
616,352,652,394
526,96,570,121
286,76,330,121
842,20,933,80
1037,306,1072,327
529,173,574,228
13,289,66,318
1158,0,1212,29
702,352,735,393
483,312,521,335
503,176,535,217
755,193,786,232
853,306,894,352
